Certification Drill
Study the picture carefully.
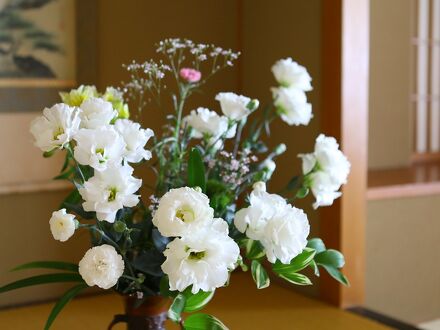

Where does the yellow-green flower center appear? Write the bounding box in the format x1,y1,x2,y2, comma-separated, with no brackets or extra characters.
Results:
108,187,118,202
175,206,195,223
188,250,206,260
53,127,64,140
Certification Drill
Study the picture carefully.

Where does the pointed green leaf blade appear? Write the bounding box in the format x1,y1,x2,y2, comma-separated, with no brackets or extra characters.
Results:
321,265,350,286
184,290,215,312
0,273,84,294
272,248,316,274
307,238,326,253
278,272,312,286
11,261,78,273
251,260,270,289
315,249,345,269
184,313,228,330
168,293,186,323
188,147,206,192
44,283,87,330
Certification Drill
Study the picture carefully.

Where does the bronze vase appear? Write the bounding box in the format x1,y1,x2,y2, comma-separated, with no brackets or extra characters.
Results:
108,296,170,330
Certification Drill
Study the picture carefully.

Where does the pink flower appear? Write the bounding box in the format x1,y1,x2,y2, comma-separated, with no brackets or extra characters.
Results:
179,68,201,83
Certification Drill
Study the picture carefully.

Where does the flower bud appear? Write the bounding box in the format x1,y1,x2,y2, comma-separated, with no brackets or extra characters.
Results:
246,99,259,111
274,143,287,155
252,181,266,192
113,220,127,233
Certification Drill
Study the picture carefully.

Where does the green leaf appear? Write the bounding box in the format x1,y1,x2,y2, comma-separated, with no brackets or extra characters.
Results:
278,272,312,286
286,175,301,191
188,147,206,192
0,273,84,294
245,240,265,260
307,238,326,253
184,313,228,330
295,186,309,199
159,276,175,298
310,260,320,277
11,261,78,273
272,248,316,274
251,260,270,289
43,149,56,158
321,265,349,286
44,283,87,330
168,293,186,323
184,290,215,312
315,249,345,269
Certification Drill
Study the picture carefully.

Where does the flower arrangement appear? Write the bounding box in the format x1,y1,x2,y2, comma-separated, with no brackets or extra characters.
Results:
1,38,350,330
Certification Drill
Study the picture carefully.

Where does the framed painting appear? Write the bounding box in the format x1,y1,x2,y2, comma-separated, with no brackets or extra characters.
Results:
0,0,98,194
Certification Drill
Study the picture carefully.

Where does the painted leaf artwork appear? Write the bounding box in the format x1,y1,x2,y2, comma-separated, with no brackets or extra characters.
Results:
0,0,75,79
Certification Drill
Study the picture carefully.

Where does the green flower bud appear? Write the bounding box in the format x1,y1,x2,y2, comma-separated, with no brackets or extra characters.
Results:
113,220,127,233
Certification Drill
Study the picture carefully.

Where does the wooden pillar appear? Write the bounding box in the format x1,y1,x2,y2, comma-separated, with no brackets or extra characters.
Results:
320,0,370,308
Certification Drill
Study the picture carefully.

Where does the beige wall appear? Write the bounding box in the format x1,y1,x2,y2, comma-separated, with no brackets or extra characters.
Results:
366,196,440,324
369,0,413,169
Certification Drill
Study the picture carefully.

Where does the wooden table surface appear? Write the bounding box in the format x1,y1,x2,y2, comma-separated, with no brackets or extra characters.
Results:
0,272,390,329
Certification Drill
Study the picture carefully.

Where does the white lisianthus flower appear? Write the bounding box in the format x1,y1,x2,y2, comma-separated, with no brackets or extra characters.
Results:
261,205,310,264
234,182,287,241
184,107,235,139
234,182,310,264
79,164,142,223
114,119,154,163
79,244,124,289
272,87,312,126
79,97,117,129
215,92,258,121
271,58,313,91
30,103,81,152
152,187,214,237
161,218,240,293
299,134,351,209
73,126,126,171
49,209,77,242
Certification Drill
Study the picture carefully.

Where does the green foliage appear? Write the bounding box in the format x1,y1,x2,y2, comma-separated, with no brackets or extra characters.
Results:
184,290,215,313
272,248,316,274
168,293,186,323
245,240,265,260
188,147,206,192
0,273,83,294
251,260,270,289
11,261,78,273
306,238,349,286
44,283,87,330
183,313,228,330
278,272,312,286
295,186,309,199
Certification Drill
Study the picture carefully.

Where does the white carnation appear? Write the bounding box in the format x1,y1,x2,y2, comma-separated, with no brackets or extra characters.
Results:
234,182,310,264
272,87,312,126
215,92,256,121
261,205,310,264
271,58,312,91
79,97,117,129
234,182,288,241
152,187,214,237
79,164,142,223
49,209,77,242
30,103,81,152
114,119,154,163
161,218,240,293
73,126,126,171
79,244,124,289
299,134,351,209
